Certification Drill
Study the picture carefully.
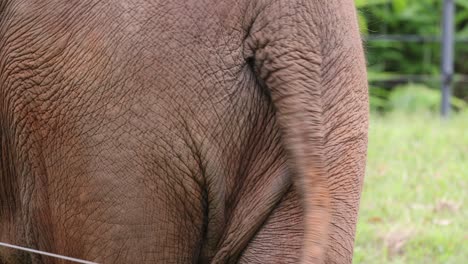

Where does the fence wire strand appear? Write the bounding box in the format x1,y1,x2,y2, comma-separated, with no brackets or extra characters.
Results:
0,242,98,264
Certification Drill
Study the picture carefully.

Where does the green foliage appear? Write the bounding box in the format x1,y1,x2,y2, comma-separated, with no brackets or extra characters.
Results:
357,0,468,112
357,0,468,75
388,85,441,113
369,87,391,112
370,84,467,114
358,0,447,75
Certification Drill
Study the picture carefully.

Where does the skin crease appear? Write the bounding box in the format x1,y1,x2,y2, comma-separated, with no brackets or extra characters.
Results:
0,0,368,263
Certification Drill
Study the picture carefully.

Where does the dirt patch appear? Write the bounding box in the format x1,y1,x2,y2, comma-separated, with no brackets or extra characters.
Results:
433,199,461,213
382,228,414,258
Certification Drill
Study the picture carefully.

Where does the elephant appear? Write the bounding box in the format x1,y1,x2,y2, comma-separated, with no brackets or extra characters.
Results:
0,0,368,263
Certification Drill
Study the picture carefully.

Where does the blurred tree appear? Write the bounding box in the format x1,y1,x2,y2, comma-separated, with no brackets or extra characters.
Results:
356,0,468,102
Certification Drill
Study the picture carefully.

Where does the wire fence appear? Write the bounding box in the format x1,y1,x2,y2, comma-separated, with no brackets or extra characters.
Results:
368,74,468,84
364,34,468,43
363,0,460,117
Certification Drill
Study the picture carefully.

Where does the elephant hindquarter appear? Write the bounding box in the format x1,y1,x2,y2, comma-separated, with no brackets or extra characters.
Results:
0,0,367,263
0,1,296,263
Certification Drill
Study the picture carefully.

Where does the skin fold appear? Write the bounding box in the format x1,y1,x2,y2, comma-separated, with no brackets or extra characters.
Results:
0,0,368,263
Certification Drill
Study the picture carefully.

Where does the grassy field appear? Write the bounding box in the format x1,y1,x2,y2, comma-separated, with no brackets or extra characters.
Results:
353,112,468,264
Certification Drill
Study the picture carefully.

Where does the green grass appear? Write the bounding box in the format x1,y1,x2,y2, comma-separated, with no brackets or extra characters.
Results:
353,111,468,264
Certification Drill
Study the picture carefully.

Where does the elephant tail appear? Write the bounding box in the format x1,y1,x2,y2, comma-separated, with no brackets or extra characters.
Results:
245,2,331,263
244,1,369,263
247,23,331,263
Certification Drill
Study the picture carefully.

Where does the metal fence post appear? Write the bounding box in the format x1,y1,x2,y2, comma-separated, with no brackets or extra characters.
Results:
441,0,455,118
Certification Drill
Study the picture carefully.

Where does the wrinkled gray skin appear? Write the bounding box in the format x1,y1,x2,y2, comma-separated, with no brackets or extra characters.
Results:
0,0,368,263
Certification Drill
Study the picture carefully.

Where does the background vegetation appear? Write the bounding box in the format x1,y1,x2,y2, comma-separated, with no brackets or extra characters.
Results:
354,112,467,264
356,0,468,113
353,1,467,263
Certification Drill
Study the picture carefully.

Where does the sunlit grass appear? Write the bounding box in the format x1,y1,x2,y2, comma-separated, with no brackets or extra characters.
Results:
353,111,468,263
